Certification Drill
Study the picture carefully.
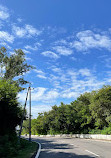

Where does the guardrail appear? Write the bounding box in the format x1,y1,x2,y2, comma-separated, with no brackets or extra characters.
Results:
29,134,111,141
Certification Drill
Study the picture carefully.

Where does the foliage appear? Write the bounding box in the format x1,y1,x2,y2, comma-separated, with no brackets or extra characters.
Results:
22,119,30,135
0,79,23,136
90,85,111,128
0,134,19,158
15,138,38,158
0,136,38,158
0,47,34,88
23,86,111,135
0,47,35,157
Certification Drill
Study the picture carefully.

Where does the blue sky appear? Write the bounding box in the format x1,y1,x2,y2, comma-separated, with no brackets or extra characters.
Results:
0,0,111,117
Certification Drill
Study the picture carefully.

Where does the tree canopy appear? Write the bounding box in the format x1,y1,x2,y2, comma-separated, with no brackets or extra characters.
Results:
0,47,34,157
22,86,111,135
0,47,34,88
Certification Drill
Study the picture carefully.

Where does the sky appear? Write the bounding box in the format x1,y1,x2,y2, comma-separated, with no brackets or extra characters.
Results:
0,0,111,118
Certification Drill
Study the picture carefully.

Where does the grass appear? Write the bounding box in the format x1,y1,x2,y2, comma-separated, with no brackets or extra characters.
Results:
15,138,39,158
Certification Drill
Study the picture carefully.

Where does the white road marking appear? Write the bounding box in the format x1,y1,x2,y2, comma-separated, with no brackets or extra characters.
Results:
70,144,74,146
85,150,99,157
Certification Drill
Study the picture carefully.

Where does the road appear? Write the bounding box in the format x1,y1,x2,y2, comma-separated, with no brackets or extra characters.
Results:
31,136,111,158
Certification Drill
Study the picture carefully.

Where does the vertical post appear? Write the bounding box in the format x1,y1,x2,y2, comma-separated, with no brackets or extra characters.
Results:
29,85,31,142
18,87,29,141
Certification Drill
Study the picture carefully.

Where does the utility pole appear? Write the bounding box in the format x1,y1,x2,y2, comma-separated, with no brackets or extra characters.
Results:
19,87,30,141
29,85,31,142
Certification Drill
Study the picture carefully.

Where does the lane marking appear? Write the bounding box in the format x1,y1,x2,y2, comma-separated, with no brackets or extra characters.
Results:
85,150,99,157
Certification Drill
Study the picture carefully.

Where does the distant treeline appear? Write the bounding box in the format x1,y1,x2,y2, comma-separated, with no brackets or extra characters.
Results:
22,85,111,135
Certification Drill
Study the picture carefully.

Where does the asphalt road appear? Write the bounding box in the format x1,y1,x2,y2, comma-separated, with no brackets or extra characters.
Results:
31,136,111,158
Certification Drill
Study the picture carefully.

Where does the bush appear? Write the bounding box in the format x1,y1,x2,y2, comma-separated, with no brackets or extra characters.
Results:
0,134,19,158
101,127,111,135
89,127,111,135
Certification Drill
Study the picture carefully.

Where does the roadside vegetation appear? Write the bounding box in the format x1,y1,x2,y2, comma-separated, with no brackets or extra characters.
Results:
22,85,111,135
15,139,38,158
0,47,37,158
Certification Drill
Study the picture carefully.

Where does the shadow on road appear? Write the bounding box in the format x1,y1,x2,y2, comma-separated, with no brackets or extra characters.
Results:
32,138,95,158
32,137,74,149
39,150,95,158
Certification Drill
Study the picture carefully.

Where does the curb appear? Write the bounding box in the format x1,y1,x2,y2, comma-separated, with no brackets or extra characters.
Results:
35,142,41,158
21,136,41,158
32,141,41,158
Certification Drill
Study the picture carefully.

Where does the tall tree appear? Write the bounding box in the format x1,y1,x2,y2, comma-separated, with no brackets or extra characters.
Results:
0,79,23,136
90,85,111,128
0,47,34,87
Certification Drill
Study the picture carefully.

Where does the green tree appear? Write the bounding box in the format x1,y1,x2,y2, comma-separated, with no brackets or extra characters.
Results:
0,47,34,87
22,119,29,134
90,85,111,128
0,79,23,136
0,47,35,157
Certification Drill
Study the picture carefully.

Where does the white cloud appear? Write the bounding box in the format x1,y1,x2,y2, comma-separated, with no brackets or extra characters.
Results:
45,90,59,101
17,18,22,23
24,42,41,51
25,24,41,36
70,57,77,61
18,66,111,116
61,90,80,98
0,42,11,49
105,58,111,68
54,39,68,46
37,74,47,79
18,87,59,103
51,67,62,74
53,46,73,56
0,5,10,20
12,25,26,38
98,56,111,68
34,69,47,79
0,31,14,43
18,87,47,102
25,57,33,61
31,87,47,101
79,68,91,77
71,30,111,51
41,51,59,59
12,24,42,38
47,67,109,100
22,49,31,54
31,105,52,118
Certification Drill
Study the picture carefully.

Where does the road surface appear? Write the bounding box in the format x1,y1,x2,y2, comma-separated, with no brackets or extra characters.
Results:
31,136,111,158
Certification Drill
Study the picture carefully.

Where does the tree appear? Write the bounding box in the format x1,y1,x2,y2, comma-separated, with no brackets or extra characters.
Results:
0,79,23,136
90,85,111,128
0,47,35,134
0,47,34,87
0,47,35,157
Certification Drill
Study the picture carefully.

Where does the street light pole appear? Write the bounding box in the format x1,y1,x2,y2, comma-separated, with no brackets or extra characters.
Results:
29,85,31,142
